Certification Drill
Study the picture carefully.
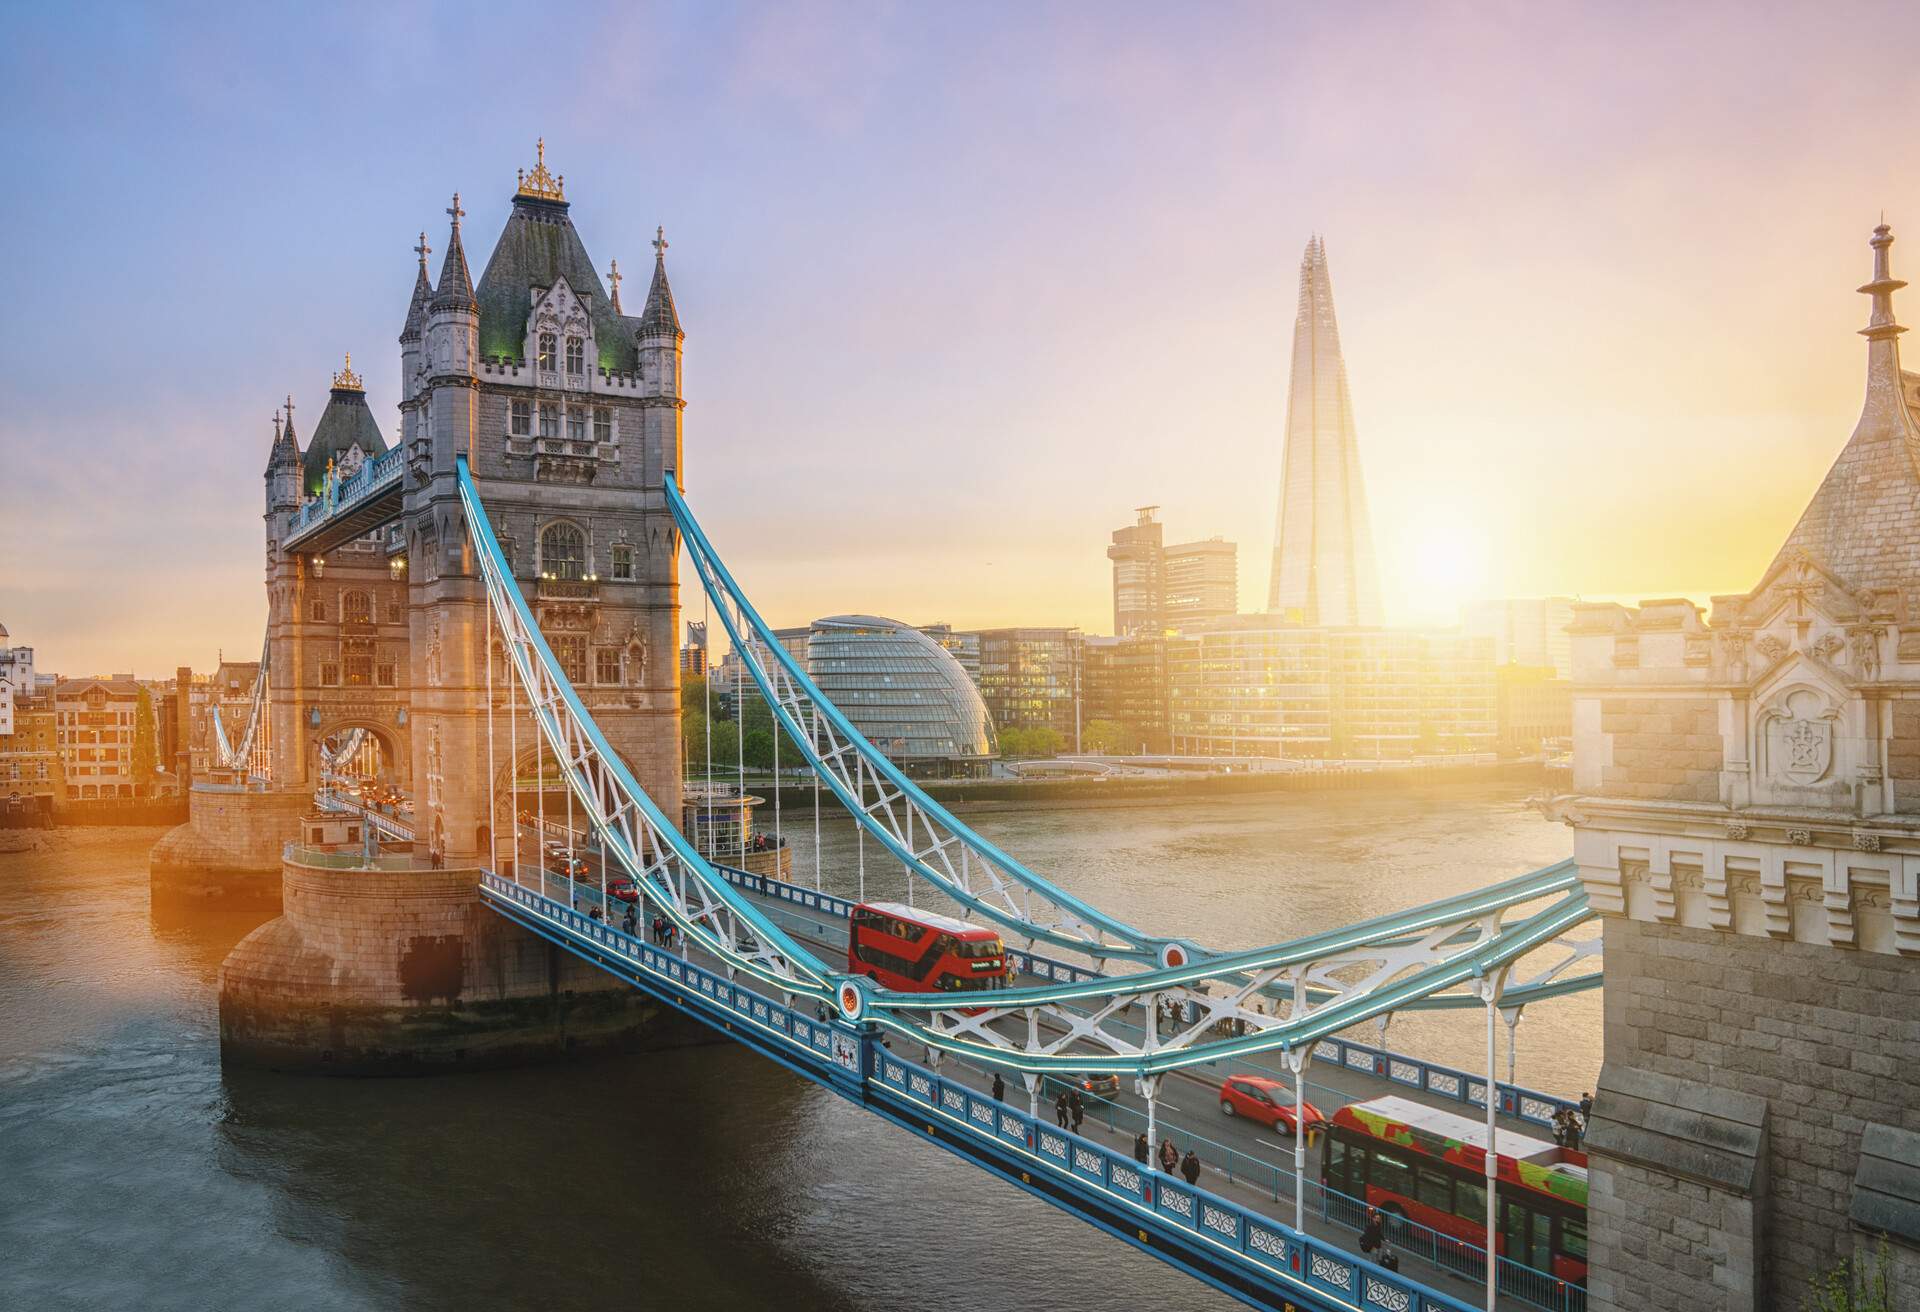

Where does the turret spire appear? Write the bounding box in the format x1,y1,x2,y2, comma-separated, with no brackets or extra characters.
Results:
608,258,622,315
1860,221,1907,342
639,225,682,338
431,192,476,311
401,231,435,342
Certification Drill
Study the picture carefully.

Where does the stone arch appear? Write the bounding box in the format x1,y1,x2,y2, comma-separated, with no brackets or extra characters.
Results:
313,717,409,790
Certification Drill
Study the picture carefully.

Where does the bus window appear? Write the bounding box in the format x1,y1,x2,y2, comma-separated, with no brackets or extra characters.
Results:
1371,1147,1414,1201
1505,1201,1550,1270
1560,1217,1588,1262
1455,1179,1486,1226
1417,1165,1452,1214
1325,1137,1349,1192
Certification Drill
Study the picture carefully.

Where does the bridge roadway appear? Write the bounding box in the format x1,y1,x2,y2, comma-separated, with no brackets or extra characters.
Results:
514,856,1582,1312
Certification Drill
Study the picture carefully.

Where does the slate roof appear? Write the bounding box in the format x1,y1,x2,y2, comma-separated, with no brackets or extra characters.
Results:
400,261,433,342
639,251,682,340
301,387,389,497
474,195,652,371
432,214,477,313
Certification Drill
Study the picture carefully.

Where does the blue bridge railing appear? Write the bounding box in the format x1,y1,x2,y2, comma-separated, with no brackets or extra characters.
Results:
287,444,404,539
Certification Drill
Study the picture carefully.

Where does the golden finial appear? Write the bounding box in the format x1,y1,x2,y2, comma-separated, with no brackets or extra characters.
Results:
332,352,364,392
515,138,565,202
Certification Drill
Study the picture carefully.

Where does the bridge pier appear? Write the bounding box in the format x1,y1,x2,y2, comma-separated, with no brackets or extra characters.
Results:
219,850,703,1073
149,782,313,909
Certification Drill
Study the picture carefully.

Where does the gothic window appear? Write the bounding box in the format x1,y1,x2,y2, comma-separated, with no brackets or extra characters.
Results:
377,663,397,687
593,406,612,443
511,399,531,436
342,591,372,625
310,598,327,622
538,332,556,370
611,544,633,581
566,336,584,375
320,663,339,687
566,407,586,442
595,648,622,685
345,652,373,686
540,522,586,580
553,635,588,684
538,404,558,438
386,600,401,624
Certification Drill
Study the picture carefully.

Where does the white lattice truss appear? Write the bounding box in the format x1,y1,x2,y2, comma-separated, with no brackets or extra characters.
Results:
210,629,271,779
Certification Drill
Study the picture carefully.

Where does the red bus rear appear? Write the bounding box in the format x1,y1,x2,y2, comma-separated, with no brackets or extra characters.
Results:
847,901,1009,995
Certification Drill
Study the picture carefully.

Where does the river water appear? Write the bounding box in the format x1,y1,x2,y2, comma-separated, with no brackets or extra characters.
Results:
0,783,1592,1310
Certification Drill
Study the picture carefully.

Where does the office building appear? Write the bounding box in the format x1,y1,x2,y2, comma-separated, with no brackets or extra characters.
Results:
1164,538,1237,628
1465,598,1577,678
1081,634,1169,754
971,627,1082,746
1108,507,1237,635
1267,237,1385,627
804,615,995,776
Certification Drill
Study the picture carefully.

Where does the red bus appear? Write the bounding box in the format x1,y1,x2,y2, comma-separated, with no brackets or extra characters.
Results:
1321,1095,1589,1286
847,901,1009,995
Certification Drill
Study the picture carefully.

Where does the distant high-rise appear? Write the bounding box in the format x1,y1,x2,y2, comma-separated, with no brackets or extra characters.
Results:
1107,507,1165,636
1164,538,1237,628
1108,508,1236,634
1266,237,1384,627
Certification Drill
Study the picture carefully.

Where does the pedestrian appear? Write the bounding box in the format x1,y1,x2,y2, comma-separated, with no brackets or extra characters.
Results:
589,904,602,921
1180,1148,1201,1186
1565,1109,1583,1151
1360,1207,1385,1255
991,1072,1005,1103
1069,1089,1085,1133
1133,1132,1149,1165
1159,1138,1179,1174
1579,1091,1594,1120
1055,1091,1070,1129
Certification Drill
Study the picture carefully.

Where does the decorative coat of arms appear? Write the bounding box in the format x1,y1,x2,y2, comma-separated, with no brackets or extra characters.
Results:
1765,687,1834,785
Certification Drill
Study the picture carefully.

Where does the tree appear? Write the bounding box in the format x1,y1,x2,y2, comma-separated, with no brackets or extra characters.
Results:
1803,1237,1896,1312
743,727,774,770
1081,718,1129,755
708,720,741,773
132,686,158,793
997,725,1065,758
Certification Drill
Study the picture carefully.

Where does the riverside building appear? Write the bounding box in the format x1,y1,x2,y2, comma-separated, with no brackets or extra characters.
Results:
802,615,995,776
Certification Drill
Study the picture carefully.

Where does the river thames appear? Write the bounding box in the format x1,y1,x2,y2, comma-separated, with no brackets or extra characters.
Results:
0,782,1589,1310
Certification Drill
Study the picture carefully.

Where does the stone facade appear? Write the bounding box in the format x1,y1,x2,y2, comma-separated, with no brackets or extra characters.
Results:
1563,225,1920,1310
150,785,317,906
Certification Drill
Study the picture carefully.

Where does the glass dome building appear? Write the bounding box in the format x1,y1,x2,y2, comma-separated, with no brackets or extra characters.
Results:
805,616,997,777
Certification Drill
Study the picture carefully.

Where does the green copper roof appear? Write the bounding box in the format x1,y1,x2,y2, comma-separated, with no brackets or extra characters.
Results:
474,196,646,371
301,387,389,497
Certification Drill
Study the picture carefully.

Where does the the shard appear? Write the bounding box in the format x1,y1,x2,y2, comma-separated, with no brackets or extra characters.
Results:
1266,236,1385,627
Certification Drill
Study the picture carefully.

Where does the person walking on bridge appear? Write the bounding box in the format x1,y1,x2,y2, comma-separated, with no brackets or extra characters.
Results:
1158,1137,1179,1175
1180,1148,1201,1186
1133,1133,1149,1166
1055,1090,1071,1129
991,1072,1005,1103
1068,1089,1085,1134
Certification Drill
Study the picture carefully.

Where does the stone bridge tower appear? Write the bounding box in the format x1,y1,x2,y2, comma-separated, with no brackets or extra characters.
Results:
1562,224,1920,1310
402,144,683,863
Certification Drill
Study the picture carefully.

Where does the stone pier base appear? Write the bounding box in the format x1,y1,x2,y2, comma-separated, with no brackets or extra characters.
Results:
219,854,701,1074
149,784,312,909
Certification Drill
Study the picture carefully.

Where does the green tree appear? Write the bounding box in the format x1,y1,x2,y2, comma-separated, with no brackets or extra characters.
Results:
1081,718,1128,755
998,725,1065,758
1803,1237,1895,1312
743,727,774,770
709,719,741,772
132,686,158,793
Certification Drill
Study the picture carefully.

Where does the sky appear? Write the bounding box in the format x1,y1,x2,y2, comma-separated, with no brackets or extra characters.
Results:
2,1,1918,675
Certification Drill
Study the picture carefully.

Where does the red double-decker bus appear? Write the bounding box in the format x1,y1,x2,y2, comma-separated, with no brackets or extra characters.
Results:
847,901,1009,995
1321,1095,1589,1286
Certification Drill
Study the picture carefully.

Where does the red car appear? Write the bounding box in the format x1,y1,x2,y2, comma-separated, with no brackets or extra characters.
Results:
1219,1075,1326,1138
605,876,639,904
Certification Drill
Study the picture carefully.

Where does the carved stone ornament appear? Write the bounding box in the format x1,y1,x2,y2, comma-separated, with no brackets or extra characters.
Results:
1756,634,1789,662
1726,821,1751,841
1787,827,1814,845
1809,632,1844,662
1765,688,1834,785
1853,832,1883,852
1850,627,1884,679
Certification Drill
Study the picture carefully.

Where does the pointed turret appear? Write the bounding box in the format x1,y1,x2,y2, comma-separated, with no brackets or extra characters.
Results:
431,194,477,311
400,231,434,342
265,405,302,517
1266,235,1384,626
1769,221,1920,597
639,226,683,339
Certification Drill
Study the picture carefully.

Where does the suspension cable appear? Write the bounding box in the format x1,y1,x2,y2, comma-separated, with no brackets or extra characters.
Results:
486,601,498,879
735,633,746,868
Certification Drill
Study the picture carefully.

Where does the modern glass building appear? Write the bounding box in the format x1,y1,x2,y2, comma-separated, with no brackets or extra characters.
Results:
806,616,997,776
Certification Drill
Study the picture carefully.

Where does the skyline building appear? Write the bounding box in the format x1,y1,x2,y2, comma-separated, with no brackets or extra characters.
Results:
1107,507,1237,636
1464,597,1577,677
1266,237,1385,627
803,615,996,777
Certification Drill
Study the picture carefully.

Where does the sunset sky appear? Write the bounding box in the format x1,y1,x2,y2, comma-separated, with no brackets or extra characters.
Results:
3,2,1917,675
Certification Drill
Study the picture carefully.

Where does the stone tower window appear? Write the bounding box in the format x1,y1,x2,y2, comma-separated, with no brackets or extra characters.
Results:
342,591,372,625
593,407,612,443
540,522,585,580
538,332,556,371
310,598,327,622
538,404,558,439
566,336,584,375
611,544,633,581
595,648,621,685
552,634,587,684
566,407,586,442
511,399,531,436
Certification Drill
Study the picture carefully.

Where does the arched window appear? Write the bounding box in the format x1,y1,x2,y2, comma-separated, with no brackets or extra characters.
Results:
538,332,556,370
540,522,585,580
342,591,372,625
566,336,584,375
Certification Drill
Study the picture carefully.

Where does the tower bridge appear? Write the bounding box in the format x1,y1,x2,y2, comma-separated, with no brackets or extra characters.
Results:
170,148,1918,1312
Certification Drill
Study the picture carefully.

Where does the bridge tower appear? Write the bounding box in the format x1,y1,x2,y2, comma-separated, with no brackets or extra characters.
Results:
401,145,683,862
1562,224,1920,1310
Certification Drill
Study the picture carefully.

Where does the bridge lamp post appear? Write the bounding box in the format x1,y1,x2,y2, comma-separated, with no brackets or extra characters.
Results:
1284,1041,1314,1235
1478,966,1509,1311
